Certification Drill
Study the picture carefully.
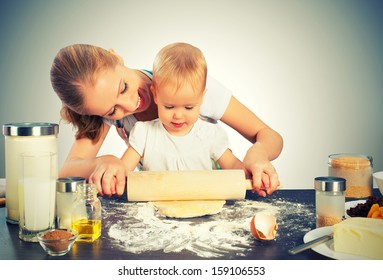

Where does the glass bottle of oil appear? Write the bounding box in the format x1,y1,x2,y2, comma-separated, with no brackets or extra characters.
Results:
71,183,101,242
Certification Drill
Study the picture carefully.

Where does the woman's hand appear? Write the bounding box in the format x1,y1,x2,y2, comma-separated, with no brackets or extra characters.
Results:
219,96,283,197
243,143,280,197
89,155,127,197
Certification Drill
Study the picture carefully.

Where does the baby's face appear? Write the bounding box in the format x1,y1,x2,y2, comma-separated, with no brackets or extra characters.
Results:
153,81,205,136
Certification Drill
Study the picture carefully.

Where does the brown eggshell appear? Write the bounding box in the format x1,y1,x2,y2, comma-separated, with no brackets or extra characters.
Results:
250,213,278,240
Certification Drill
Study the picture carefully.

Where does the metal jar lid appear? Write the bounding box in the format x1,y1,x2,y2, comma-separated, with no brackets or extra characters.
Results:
314,176,346,192
56,177,86,192
2,122,59,136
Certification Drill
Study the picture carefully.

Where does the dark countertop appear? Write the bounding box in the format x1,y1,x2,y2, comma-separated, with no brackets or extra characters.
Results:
0,189,381,260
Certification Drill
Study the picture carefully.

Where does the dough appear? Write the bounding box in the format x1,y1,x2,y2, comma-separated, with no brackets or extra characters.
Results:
151,200,226,218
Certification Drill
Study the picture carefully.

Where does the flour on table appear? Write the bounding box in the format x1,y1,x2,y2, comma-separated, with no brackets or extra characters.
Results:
104,199,313,258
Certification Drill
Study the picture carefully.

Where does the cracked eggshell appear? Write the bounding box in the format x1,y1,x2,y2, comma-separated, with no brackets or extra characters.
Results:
250,213,278,240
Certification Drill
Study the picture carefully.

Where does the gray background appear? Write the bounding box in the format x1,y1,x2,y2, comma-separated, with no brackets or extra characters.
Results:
1,0,382,189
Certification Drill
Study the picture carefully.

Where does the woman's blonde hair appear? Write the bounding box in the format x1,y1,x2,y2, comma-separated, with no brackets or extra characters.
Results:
152,42,207,94
50,44,119,141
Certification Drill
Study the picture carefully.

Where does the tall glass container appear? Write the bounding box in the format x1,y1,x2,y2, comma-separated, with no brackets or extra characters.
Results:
315,176,346,228
71,183,101,242
3,123,58,224
18,152,56,242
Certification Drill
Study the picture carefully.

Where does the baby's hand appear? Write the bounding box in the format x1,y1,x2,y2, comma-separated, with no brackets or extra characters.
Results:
249,168,280,197
244,160,280,197
89,156,126,196
243,143,280,197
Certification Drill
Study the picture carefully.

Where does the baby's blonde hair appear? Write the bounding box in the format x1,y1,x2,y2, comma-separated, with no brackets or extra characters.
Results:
152,42,207,94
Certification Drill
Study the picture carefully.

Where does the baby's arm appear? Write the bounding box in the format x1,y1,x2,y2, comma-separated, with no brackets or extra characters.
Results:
121,120,148,172
207,120,243,171
216,149,243,170
121,146,142,172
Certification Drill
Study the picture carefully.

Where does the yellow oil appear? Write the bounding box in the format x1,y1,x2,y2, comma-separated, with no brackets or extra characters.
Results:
72,219,101,242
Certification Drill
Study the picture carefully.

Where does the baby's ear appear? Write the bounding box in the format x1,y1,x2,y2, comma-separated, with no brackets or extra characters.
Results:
150,85,158,104
108,48,124,64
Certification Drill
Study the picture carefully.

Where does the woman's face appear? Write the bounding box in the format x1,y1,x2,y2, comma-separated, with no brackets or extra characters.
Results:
81,64,152,120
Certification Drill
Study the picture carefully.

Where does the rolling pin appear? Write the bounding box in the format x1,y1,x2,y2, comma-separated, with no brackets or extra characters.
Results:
127,169,252,201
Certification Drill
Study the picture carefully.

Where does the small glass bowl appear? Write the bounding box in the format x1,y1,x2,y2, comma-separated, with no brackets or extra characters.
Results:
37,228,78,256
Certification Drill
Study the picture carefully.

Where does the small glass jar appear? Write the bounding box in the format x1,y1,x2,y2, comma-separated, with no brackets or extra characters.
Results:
315,176,346,228
71,183,101,242
56,177,86,229
328,153,373,198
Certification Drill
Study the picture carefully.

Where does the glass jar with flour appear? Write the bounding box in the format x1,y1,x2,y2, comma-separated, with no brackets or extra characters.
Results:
56,177,86,229
2,123,58,224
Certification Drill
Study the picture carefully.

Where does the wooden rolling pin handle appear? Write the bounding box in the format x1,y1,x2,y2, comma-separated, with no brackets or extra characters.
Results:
245,179,253,190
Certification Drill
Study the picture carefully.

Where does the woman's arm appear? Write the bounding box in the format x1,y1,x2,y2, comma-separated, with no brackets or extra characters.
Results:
60,123,127,196
59,123,110,178
220,96,283,197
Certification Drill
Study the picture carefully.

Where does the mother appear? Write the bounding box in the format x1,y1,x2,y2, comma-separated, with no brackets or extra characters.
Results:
50,44,283,197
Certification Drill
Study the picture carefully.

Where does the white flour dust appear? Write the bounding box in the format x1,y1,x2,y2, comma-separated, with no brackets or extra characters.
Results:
103,198,314,258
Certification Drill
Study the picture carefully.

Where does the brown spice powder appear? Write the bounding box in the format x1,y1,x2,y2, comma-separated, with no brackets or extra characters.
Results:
344,185,372,198
330,157,370,169
317,215,342,227
43,230,73,240
42,230,74,252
